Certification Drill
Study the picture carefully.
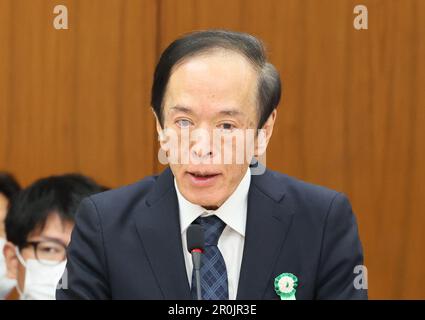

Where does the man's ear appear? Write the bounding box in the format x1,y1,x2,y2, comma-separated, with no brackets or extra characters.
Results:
3,241,19,280
151,108,165,143
256,109,277,156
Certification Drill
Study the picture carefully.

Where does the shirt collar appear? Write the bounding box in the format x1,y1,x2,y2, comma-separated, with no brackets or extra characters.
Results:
175,167,251,237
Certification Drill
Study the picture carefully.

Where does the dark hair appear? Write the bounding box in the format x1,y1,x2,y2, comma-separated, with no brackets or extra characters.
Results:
0,172,21,209
5,173,103,247
98,185,111,192
151,29,281,129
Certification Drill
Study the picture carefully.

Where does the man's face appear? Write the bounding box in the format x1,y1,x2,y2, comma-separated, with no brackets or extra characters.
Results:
158,50,264,209
3,212,74,292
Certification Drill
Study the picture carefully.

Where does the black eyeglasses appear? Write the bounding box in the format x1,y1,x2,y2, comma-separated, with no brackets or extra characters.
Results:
22,239,67,266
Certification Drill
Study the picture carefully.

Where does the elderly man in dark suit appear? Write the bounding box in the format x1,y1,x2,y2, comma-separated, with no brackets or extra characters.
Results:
57,30,367,300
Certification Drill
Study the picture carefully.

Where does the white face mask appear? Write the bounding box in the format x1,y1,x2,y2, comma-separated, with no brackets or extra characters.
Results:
15,248,66,300
0,237,16,299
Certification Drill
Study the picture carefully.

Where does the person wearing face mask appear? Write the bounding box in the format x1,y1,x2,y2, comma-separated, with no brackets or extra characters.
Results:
2,173,103,300
0,172,21,299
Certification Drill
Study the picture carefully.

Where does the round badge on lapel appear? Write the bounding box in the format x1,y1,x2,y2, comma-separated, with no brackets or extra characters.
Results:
274,273,298,300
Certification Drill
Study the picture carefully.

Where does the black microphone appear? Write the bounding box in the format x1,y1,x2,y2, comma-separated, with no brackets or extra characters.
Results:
187,223,204,300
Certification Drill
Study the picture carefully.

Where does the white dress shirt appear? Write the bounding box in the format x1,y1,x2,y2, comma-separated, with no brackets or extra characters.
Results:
174,168,251,300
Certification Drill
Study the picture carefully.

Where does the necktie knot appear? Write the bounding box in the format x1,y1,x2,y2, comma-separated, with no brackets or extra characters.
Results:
195,215,225,246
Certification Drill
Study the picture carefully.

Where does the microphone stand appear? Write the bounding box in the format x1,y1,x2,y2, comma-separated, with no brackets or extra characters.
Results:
191,249,202,300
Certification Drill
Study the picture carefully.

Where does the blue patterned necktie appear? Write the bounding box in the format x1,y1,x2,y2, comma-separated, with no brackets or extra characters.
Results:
190,215,229,300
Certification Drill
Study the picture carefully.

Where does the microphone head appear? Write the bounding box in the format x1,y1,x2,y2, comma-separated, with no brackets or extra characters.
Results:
187,223,204,253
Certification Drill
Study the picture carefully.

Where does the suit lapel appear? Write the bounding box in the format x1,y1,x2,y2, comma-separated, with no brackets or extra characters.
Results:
133,168,192,300
236,169,295,299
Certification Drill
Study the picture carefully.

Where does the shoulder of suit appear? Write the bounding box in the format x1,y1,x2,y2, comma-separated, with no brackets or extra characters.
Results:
86,174,159,212
257,168,340,199
253,169,352,228
254,168,345,219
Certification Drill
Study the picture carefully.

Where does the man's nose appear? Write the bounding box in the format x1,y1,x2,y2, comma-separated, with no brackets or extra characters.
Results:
190,128,214,161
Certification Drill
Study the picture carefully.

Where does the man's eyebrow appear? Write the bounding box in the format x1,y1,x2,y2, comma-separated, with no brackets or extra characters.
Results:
169,105,194,114
169,105,245,117
218,109,245,117
33,236,67,247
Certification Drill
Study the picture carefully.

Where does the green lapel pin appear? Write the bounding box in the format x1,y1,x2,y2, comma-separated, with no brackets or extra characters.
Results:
274,273,298,300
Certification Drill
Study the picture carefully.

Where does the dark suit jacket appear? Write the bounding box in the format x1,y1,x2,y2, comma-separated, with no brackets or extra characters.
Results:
56,167,367,300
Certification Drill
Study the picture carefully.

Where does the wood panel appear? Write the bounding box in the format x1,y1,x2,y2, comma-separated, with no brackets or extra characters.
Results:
0,0,157,187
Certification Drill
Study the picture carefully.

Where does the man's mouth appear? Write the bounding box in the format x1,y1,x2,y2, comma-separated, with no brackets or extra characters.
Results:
187,171,221,186
189,172,220,178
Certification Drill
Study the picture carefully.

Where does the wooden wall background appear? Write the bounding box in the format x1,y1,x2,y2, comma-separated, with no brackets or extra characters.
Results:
0,0,424,299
